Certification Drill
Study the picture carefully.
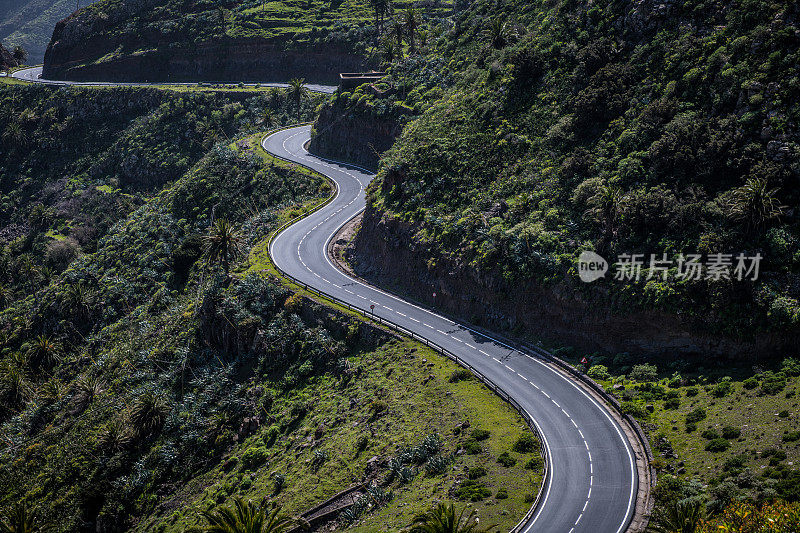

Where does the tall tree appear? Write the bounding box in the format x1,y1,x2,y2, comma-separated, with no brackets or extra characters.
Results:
392,19,404,50
369,0,390,37
11,46,27,65
204,219,241,276
404,7,418,52
286,78,308,123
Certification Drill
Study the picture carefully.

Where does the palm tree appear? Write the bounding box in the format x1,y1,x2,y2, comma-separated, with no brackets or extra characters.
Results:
197,498,307,533
485,18,507,49
26,335,60,371
729,176,784,232
369,0,390,37
404,7,418,52
11,46,27,65
379,40,396,67
391,19,404,51
60,281,95,321
286,78,308,123
262,109,275,129
204,219,241,276
647,500,705,533
411,502,496,533
0,501,47,532
586,183,623,244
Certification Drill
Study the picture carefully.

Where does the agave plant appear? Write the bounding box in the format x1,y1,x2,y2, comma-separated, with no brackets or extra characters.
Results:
728,176,785,232
70,374,105,413
0,360,30,413
129,391,169,439
410,502,496,533
97,417,133,453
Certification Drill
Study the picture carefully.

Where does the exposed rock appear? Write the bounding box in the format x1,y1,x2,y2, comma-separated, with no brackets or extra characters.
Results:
43,0,368,83
348,206,798,358
309,94,408,170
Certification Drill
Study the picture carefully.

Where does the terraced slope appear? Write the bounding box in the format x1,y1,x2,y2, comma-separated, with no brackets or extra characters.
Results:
43,0,452,83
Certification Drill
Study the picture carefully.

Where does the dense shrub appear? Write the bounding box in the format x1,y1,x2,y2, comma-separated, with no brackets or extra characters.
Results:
587,365,610,381
470,429,490,441
705,438,731,452
629,364,659,382
686,408,707,424
497,452,517,467
512,434,537,453
454,480,492,501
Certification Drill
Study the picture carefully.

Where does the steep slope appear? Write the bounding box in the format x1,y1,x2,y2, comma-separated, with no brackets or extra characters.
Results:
42,0,451,83
0,0,99,63
337,0,800,358
0,84,540,532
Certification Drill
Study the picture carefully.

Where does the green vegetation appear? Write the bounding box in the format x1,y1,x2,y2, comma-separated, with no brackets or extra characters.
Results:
0,81,540,533
581,356,800,518
0,0,100,63
410,502,496,533
45,0,452,81
350,0,800,348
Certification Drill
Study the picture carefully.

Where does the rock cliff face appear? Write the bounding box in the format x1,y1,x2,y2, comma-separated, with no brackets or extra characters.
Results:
42,0,369,83
349,204,798,360
309,95,406,170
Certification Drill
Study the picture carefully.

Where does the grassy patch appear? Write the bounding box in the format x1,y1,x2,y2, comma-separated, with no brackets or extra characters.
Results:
138,337,540,532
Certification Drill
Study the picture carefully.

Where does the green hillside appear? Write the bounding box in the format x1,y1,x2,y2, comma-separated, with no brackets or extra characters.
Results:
0,0,99,63
42,0,452,82
336,0,800,357
0,84,539,531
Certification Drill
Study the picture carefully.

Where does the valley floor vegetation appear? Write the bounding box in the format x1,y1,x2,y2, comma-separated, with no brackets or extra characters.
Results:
0,84,541,531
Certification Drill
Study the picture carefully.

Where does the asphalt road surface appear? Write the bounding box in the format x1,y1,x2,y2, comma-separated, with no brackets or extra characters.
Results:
10,66,337,93
265,125,639,533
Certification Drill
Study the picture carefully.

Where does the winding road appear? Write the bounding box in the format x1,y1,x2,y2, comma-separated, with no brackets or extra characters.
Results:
9,66,337,93
265,125,641,533
4,64,645,531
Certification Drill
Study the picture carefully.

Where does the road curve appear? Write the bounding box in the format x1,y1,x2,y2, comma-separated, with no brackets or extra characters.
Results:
10,66,337,93
265,125,639,533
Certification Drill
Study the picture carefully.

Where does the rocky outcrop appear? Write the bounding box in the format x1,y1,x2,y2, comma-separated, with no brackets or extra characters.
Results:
348,206,800,360
43,0,369,83
309,95,406,170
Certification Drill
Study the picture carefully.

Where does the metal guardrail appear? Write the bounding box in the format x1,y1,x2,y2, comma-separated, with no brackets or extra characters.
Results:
261,128,549,532
261,127,653,533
